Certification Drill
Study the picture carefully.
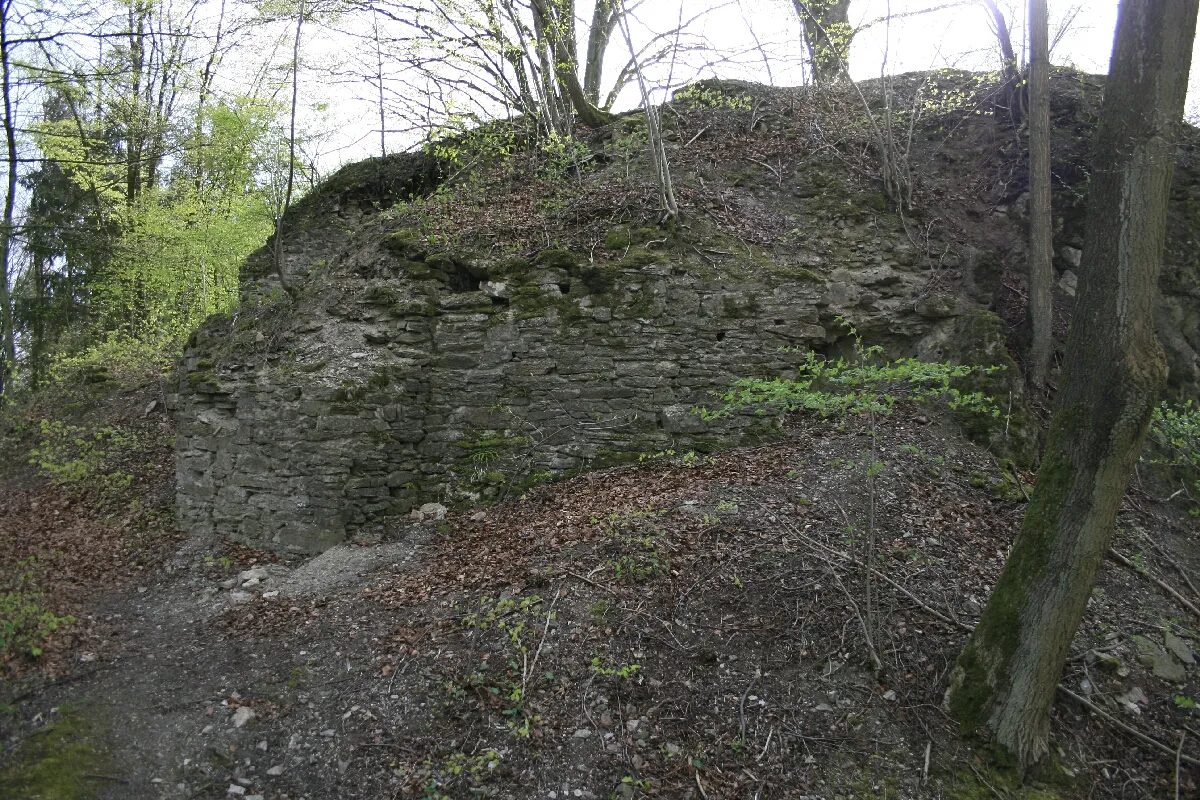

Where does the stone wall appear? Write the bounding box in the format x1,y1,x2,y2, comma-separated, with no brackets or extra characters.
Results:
173,170,992,552
173,76,1200,554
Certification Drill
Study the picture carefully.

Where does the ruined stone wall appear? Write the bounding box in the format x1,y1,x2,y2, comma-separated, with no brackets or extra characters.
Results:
173,175,980,553
172,76,1200,555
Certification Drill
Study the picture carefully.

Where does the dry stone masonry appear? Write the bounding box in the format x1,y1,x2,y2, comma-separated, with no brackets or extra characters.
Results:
173,77,1200,554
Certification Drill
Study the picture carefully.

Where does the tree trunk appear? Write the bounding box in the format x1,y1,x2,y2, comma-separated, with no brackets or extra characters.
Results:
125,0,148,203
374,7,386,157
0,0,19,390
531,0,615,128
793,0,852,86
978,0,1022,124
30,255,44,389
1026,0,1052,389
583,0,617,106
272,0,304,296
946,0,1198,770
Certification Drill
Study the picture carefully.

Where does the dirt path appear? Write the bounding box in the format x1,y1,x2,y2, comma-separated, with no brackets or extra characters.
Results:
4,415,1200,799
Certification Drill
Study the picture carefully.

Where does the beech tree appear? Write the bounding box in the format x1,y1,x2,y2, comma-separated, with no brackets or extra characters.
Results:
946,0,1199,769
1026,0,1051,389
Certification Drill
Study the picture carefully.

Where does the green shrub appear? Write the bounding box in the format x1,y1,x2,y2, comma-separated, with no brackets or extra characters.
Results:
699,320,1002,423
1,557,74,659
1145,400,1200,513
28,419,139,494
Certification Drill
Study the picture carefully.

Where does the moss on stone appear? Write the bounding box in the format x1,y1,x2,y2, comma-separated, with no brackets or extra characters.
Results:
381,228,429,260
392,297,438,317
534,248,583,271
0,705,110,800
186,371,219,390
605,227,633,250
604,225,661,250
946,767,1061,800
617,247,667,268
572,264,621,296
771,265,825,282
483,257,529,280
722,294,761,318
363,285,398,305
861,192,889,212
511,286,561,320
424,252,459,271
945,311,1038,467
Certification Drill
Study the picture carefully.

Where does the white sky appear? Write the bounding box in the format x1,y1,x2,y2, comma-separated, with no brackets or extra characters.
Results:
298,1,1191,174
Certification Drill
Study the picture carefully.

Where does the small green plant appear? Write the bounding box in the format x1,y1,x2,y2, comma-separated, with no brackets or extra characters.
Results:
589,600,615,624
202,554,234,570
698,319,1002,424
673,84,753,111
1173,693,1197,710
453,594,551,736
418,749,503,799
1,557,74,659
590,656,642,679
639,448,675,463
608,552,664,582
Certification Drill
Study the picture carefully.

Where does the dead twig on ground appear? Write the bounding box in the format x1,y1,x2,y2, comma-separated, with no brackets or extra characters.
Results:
684,126,709,148
746,157,781,186
1177,732,1187,800
1058,685,1200,767
564,570,621,596
523,591,561,700
739,668,761,743
1108,549,1200,622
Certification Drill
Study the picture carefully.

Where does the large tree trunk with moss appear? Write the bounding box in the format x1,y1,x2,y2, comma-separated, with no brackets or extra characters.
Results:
793,0,852,86
946,0,1198,770
1026,0,1052,389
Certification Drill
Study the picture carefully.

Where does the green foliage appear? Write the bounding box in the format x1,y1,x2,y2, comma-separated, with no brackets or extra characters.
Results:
673,84,753,112
1,557,74,659
1145,400,1200,513
590,656,642,679
452,595,550,737
601,516,668,583
535,131,593,179
14,91,283,392
415,749,503,799
637,448,713,468
47,332,175,391
28,418,139,494
699,320,1003,424
97,182,273,345
429,115,523,170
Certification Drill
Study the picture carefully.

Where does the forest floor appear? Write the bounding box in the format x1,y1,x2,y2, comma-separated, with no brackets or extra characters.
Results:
2,381,1200,800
